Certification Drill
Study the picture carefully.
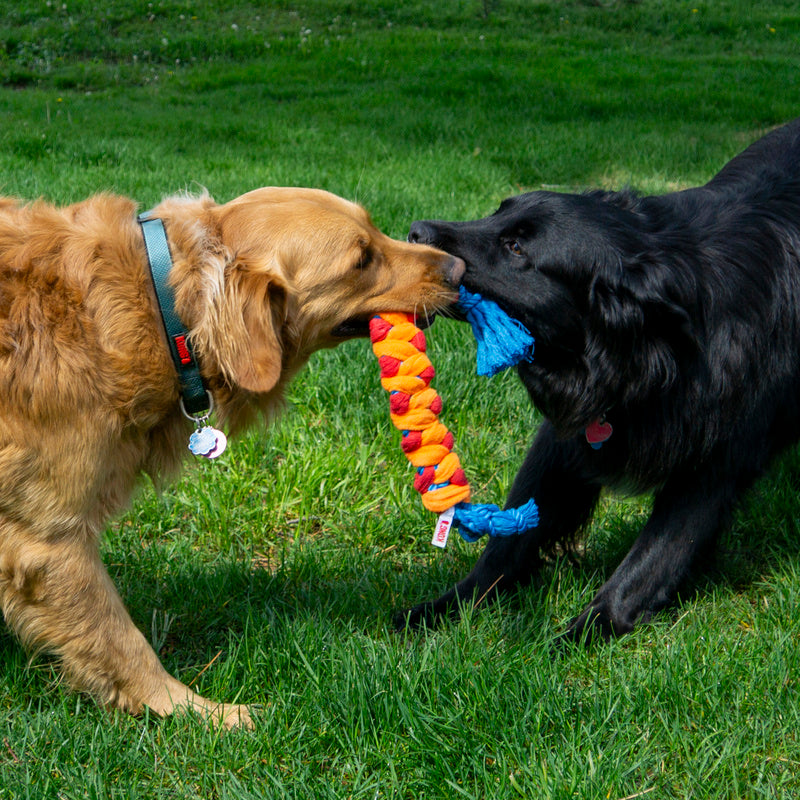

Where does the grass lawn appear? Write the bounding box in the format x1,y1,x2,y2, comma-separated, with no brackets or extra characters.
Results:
1,1,800,797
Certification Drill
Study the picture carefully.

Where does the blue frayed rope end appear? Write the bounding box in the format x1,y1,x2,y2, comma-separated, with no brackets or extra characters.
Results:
458,286,535,376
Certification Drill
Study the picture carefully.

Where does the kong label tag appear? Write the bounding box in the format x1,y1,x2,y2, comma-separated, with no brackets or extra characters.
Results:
431,506,456,549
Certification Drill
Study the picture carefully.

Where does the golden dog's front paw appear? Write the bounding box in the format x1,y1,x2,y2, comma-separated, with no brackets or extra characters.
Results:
210,702,254,731
138,674,255,731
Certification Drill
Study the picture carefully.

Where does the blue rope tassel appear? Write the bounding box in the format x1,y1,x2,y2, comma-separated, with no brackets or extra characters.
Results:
458,286,535,376
453,498,539,542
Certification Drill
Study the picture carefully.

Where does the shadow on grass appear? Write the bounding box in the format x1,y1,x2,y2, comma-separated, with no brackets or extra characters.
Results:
114,441,800,644
381,445,800,641
3,448,799,710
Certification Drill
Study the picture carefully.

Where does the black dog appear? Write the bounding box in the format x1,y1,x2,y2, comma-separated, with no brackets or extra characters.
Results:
403,117,800,639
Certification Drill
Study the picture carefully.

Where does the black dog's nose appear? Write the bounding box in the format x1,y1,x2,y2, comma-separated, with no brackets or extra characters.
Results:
446,256,466,286
407,220,437,245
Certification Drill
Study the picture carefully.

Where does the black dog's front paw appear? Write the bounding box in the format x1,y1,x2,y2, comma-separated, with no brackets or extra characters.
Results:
393,602,434,632
560,603,634,646
393,597,458,632
393,579,477,632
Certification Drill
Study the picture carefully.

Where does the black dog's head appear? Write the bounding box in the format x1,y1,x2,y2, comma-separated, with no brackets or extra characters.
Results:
409,191,697,435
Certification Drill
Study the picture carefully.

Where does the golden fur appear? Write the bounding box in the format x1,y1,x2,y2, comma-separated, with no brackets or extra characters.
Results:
0,187,458,728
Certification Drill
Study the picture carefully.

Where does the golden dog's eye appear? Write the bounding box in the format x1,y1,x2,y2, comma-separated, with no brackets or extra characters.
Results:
355,247,374,272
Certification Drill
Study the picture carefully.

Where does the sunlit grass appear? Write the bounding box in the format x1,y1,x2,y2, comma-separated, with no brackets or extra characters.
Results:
1,1,799,798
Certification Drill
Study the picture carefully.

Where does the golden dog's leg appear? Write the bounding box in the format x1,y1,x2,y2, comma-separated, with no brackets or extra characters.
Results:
0,529,252,729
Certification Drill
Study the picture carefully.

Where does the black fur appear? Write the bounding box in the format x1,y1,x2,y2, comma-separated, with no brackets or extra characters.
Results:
402,117,800,639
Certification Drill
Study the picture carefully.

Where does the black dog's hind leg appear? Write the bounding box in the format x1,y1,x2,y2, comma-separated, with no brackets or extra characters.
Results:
565,470,737,640
395,422,601,630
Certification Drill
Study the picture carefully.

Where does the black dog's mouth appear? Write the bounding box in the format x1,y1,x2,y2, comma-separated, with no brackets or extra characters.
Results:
331,309,438,338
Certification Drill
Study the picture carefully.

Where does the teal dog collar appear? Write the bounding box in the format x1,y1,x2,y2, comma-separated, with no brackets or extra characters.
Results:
138,213,210,416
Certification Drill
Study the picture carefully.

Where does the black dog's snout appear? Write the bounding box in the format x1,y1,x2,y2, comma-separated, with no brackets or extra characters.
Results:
408,220,437,245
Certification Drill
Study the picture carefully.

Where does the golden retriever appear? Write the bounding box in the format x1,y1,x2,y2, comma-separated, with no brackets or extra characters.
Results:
0,187,461,728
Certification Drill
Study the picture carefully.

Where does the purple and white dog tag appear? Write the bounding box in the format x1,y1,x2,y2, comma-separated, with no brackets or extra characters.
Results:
182,395,227,460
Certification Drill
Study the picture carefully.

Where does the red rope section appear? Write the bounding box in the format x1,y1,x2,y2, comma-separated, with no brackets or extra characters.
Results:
370,312,470,514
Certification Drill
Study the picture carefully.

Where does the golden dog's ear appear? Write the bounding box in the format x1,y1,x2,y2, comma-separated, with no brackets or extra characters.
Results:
213,257,287,394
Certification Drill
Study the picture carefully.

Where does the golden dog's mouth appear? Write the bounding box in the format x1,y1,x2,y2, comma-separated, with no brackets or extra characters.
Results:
331,310,437,338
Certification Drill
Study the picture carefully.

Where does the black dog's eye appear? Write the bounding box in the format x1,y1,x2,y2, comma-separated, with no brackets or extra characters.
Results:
504,240,524,257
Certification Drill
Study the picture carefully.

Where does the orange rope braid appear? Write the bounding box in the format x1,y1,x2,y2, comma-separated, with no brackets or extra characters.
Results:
369,312,470,514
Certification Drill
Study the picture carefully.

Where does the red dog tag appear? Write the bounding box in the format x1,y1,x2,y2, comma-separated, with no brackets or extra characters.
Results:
585,418,613,449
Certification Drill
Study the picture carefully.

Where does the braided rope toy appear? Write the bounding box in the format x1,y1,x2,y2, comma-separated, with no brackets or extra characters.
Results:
369,286,539,546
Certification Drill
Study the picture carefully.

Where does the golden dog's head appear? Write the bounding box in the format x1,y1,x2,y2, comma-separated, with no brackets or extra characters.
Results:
151,188,462,399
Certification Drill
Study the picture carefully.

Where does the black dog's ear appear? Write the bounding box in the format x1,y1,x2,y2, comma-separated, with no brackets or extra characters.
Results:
590,270,694,339
588,260,696,391
588,275,644,340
